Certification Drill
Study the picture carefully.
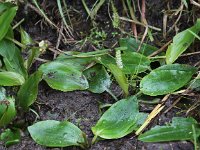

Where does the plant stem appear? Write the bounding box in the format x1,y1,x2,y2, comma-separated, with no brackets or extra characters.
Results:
6,37,26,49
106,88,118,101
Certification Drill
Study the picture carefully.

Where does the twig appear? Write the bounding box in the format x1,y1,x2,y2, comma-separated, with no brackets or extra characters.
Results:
35,58,50,62
13,18,25,29
167,4,183,34
137,26,148,52
55,22,64,59
126,0,138,38
190,0,200,7
31,0,58,29
163,13,168,38
135,94,170,135
148,40,172,57
57,0,73,38
119,16,161,31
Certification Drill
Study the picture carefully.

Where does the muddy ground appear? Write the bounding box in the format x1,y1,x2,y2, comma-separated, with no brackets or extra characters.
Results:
0,0,200,149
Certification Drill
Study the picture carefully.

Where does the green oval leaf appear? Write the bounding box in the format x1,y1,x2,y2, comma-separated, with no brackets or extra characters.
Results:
20,27,34,47
28,120,86,148
84,64,111,93
92,96,147,139
166,19,200,64
139,117,200,142
17,71,42,109
39,61,89,92
0,39,27,78
0,6,17,41
119,38,158,56
122,52,150,74
0,71,25,86
0,97,16,127
140,64,197,96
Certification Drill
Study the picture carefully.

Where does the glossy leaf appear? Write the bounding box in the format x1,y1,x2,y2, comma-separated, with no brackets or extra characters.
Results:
139,117,200,142
0,128,20,147
121,52,150,74
0,6,17,41
39,61,89,92
20,27,34,47
119,38,158,56
56,54,96,71
84,64,111,93
28,120,86,147
166,19,200,64
0,3,15,14
0,71,25,86
92,96,147,139
0,39,27,77
0,97,16,127
97,54,116,68
107,64,129,96
17,71,43,109
98,53,150,75
140,64,197,96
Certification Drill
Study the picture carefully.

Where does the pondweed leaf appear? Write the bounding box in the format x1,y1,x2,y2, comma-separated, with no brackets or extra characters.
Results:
0,128,20,147
56,54,96,71
92,96,147,139
121,52,150,74
107,64,129,96
39,61,89,92
140,64,197,96
98,52,150,75
0,97,16,127
84,64,111,93
0,39,27,78
28,120,86,148
20,27,34,47
119,38,158,56
17,71,43,109
0,6,17,41
0,71,25,86
0,3,15,14
20,28,41,69
139,117,200,142
166,19,200,64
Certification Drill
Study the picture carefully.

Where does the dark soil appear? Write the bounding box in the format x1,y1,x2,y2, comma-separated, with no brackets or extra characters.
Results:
0,0,200,149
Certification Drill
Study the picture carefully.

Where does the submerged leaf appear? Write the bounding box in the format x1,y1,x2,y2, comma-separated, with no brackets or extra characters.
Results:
92,96,147,139
17,71,43,109
139,117,200,142
0,97,16,127
140,64,197,96
0,71,25,86
119,38,158,56
166,19,200,64
84,64,111,93
108,64,129,96
121,52,150,74
28,120,86,147
39,61,89,92
0,6,17,41
0,39,27,77
0,128,20,147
